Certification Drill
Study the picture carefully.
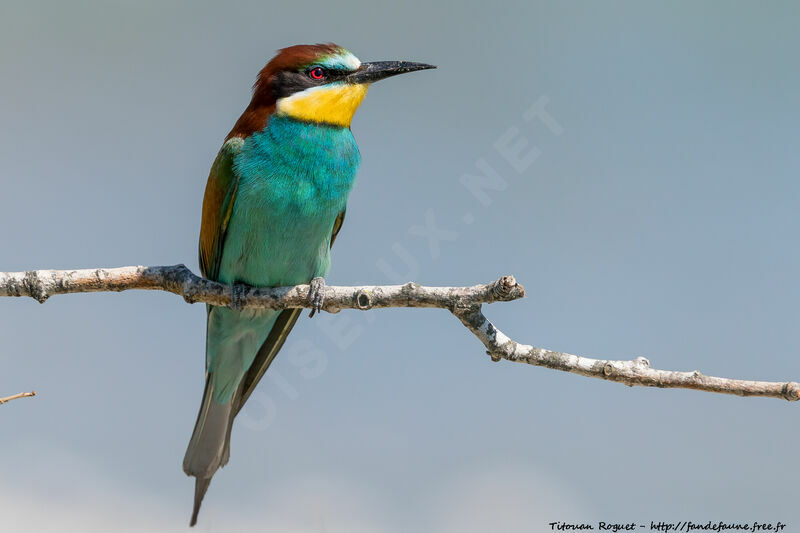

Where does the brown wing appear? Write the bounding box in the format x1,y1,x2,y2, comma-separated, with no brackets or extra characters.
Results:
235,210,347,415
329,210,346,247
199,138,244,281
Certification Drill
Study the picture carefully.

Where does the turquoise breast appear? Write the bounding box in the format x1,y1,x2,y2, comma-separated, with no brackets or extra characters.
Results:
218,115,361,287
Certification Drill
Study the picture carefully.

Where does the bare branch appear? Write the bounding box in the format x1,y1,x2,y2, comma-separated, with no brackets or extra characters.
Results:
0,391,36,405
0,265,523,310
453,304,800,402
1,265,798,402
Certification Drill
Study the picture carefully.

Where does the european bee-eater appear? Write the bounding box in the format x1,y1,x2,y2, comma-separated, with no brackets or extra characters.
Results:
184,43,434,525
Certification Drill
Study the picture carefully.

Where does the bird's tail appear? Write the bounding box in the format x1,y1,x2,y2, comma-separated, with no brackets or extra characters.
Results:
183,376,239,526
190,477,212,527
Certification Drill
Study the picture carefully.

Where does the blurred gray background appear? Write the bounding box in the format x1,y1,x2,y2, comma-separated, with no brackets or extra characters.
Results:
2,1,799,531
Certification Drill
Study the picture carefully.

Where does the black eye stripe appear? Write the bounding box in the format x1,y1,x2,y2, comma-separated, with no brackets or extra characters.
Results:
305,66,348,80
271,68,350,99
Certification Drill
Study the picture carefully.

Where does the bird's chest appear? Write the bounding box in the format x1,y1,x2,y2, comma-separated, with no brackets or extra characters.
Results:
220,118,360,286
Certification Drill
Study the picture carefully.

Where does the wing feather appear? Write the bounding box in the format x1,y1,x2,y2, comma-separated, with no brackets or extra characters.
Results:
199,138,244,281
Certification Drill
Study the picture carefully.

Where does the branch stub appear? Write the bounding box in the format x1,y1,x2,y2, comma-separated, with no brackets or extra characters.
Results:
355,289,373,310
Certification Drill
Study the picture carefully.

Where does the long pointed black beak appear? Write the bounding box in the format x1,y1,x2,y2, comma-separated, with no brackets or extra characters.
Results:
347,61,436,84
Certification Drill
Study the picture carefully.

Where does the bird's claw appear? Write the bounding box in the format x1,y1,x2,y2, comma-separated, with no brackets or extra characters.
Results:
231,282,246,311
307,277,326,317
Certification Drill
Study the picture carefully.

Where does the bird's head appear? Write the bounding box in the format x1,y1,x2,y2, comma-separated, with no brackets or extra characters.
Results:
229,43,434,137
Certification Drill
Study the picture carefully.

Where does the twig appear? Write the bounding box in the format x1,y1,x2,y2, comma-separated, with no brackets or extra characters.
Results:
1,265,797,402
0,391,36,405
453,303,800,401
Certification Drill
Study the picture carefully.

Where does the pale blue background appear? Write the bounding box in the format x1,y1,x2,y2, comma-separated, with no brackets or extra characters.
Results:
2,1,799,531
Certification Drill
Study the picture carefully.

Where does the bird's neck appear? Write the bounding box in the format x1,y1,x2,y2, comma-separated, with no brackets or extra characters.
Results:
263,114,358,155
240,115,361,197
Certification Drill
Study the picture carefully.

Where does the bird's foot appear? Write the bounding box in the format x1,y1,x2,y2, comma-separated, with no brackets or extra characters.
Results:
307,277,326,317
231,282,247,311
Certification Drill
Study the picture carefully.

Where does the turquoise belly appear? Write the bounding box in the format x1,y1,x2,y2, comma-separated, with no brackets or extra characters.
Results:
208,115,360,402
220,115,360,286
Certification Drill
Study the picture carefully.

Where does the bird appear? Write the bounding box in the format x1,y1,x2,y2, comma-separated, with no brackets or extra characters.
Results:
183,43,434,526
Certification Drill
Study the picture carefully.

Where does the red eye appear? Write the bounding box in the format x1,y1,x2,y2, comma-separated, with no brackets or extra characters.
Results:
309,66,325,80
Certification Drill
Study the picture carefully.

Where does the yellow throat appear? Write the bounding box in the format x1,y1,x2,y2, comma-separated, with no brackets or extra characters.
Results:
276,83,369,128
